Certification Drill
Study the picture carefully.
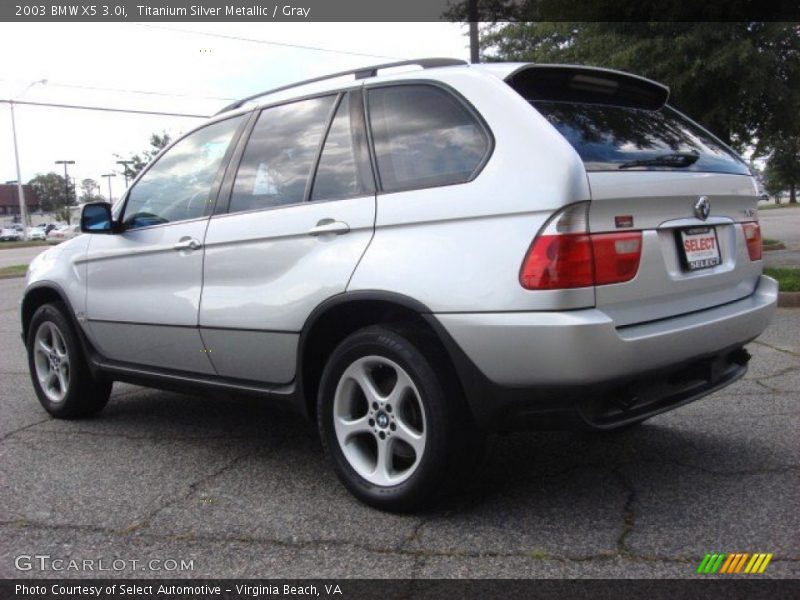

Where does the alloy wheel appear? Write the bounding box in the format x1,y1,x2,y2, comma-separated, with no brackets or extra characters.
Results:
332,355,426,486
33,321,70,403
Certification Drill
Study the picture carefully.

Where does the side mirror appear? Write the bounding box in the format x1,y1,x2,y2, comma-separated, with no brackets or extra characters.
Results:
81,202,114,233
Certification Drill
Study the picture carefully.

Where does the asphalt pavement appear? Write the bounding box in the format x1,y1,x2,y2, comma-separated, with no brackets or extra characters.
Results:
0,276,798,579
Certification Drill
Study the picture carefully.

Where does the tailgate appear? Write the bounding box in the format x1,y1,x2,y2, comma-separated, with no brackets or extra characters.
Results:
588,171,762,326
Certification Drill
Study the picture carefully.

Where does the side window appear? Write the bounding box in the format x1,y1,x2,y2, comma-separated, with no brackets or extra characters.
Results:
367,85,490,192
123,116,243,229
311,94,369,201
229,95,336,213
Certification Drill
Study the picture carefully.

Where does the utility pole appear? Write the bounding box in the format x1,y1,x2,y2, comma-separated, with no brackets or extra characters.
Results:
116,160,133,187
8,79,47,239
101,173,116,203
54,160,76,224
468,0,479,64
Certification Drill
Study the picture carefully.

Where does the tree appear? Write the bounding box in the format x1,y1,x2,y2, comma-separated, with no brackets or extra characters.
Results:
79,178,104,203
27,172,74,213
115,132,172,181
763,137,800,204
480,23,800,152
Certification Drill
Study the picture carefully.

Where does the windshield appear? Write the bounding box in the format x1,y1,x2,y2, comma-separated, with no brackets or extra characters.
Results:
533,101,750,175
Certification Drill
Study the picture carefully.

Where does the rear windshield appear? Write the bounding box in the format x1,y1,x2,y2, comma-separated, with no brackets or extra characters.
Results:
533,102,750,175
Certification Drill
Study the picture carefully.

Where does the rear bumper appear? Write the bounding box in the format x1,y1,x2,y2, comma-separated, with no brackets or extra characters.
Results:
427,275,777,430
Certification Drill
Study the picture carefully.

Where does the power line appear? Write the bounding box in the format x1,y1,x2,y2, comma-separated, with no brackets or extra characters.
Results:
45,81,237,102
135,24,408,60
0,99,209,119
0,77,235,102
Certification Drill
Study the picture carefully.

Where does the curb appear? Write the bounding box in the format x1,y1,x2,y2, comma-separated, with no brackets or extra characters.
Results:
763,243,786,251
778,291,800,308
0,272,26,280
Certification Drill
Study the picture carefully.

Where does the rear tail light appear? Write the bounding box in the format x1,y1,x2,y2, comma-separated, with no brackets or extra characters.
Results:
742,222,762,261
520,203,643,290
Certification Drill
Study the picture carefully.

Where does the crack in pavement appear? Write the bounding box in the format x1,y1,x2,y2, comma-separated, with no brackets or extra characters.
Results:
613,468,637,557
121,449,264,534
0,417,52,444
751,366,798,382
753,340,800,359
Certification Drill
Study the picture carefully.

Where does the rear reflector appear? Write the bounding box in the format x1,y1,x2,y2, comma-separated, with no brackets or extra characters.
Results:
591,232,643,285
742,222,762,261
520,203,643,290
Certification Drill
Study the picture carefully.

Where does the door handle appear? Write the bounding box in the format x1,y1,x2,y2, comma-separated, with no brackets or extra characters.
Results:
307,219,350,237
173,237,202,251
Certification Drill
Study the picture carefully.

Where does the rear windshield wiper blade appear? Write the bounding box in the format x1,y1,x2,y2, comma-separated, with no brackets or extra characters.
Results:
618,152,700,169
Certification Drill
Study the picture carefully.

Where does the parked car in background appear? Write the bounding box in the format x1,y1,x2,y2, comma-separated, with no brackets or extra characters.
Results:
21,59,777,511
0,227,22,241
26,227,46,241
46,224,80,243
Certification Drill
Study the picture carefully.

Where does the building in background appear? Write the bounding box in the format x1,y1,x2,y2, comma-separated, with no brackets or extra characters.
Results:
0,184,42,220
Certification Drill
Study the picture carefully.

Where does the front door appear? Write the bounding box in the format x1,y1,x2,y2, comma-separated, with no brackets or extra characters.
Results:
84,115,245,373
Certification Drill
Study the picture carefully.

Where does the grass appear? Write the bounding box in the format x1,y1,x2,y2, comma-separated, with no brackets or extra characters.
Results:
0,240,49,250
764,267,800,292
763,238,782,246
0,264,27,278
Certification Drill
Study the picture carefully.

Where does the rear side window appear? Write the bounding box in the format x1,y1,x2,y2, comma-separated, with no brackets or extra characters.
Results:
311,94,366,201
230,95,336,213
367,85,490,192
533,102,749,175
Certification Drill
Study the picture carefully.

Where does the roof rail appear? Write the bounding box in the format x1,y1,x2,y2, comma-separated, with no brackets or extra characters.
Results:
215,58,468,115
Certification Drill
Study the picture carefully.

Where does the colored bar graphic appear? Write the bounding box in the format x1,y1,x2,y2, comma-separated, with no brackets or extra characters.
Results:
758,554,773,574
697,552,772,575
720,554,736,574
744,554,759,573
697,554,712,574
711,554,725,573
734,553,749,573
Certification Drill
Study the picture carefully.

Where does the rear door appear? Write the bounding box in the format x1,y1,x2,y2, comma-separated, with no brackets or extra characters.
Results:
523,74,761,326
199,90,376,383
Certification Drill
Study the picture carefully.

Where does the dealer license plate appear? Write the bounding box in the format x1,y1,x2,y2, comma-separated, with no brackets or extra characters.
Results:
679,227,721,270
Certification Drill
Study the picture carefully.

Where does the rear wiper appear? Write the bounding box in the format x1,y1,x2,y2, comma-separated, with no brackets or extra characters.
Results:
618,152,700,169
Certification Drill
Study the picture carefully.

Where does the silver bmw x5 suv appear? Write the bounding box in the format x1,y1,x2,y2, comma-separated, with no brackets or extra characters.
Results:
22,59,777,511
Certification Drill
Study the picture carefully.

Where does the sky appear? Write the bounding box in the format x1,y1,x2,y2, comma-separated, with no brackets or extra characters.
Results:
0,22,471,201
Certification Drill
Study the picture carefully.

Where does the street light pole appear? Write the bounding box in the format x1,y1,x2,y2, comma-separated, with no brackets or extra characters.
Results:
8,79,47,240
101,173,115,203
116,160,133,188
54,160,76,224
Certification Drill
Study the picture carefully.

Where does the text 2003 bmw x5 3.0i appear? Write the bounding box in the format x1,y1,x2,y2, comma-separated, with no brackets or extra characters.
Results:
21,59,777,511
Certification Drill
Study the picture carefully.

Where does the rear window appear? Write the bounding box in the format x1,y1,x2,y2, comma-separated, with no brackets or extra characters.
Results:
533,102,750,175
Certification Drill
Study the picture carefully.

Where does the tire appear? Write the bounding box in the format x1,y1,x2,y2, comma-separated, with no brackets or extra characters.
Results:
317,324,484,512
27,302,112,419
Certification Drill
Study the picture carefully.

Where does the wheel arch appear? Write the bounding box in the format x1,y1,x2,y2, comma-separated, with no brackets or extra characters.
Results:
21,283,75,340
21,283,98,372
297,291,464,421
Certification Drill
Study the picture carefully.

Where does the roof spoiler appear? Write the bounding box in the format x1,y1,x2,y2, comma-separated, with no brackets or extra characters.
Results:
505,65,670,110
